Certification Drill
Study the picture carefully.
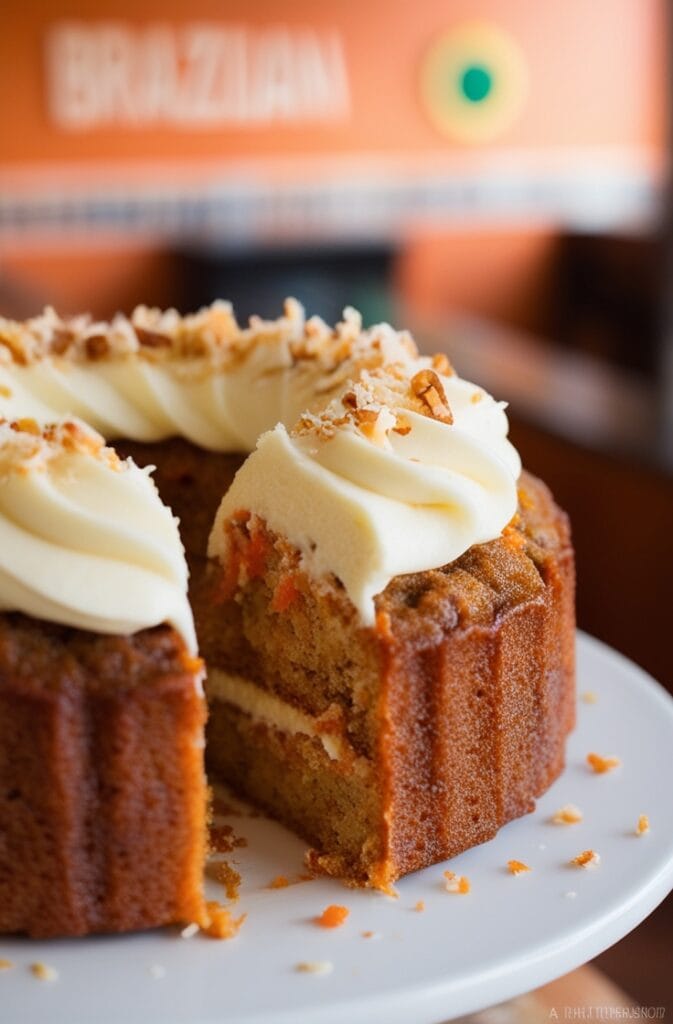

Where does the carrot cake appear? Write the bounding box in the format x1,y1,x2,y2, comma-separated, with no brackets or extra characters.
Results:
0,301,575,920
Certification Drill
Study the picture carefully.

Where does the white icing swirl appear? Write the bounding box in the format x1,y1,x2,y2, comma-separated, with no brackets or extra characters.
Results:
0,301,418,451
0,420,196,650
209,367,521,625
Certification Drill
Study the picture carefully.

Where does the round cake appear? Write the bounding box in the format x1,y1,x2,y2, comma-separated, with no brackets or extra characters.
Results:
0,300,575,933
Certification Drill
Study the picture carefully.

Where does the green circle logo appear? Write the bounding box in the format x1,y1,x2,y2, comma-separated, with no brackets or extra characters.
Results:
420,22,528,143
460,65,493,104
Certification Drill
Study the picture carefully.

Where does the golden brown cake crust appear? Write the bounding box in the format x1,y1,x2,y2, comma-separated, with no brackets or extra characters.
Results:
204,470,575,887
0,618,207,938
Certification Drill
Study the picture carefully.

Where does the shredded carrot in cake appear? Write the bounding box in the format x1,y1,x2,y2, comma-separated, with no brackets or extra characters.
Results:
507,860,531,875
201,901,246,939
374,609,393,641
552,803,583,825
271,574,302,613
414,900,426,912
587,752,620,774
244,527,269,579
443,870,470,894
316,904,350,928
636,814,650,836
570,849,600,869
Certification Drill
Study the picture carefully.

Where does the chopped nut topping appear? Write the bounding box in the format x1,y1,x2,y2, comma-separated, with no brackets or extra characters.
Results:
552,803,583,825
296,961,333,975
410,369,453,424
507,860,531,875
431,352,455,375
30,962,59,982
443,870,470,893
587,752,620,774
85,334,109,360
570,849,600,869
636,814,650,836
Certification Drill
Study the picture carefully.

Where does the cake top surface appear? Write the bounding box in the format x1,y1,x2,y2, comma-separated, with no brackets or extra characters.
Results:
0,417,196,650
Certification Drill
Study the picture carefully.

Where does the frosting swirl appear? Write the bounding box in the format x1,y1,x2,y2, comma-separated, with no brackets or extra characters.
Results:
0,419,196,650
0,301,419,451
209,361,521,625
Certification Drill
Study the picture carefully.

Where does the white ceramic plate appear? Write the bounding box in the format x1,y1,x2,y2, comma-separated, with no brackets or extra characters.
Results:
2,632,673,1024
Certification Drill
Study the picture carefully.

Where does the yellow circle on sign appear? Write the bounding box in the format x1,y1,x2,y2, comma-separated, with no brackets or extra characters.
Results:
420,21,528,143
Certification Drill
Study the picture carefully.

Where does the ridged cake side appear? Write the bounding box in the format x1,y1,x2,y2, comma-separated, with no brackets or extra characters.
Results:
0,620,207,938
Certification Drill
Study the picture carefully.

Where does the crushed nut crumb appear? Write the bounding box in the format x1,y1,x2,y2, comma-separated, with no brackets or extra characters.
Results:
296,961,333,975
443,870,470,894
410,369,453,424
30,963,59,982
552,803,583,825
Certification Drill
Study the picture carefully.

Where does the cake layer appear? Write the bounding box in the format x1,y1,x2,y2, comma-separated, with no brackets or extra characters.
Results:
0,617,207,938
203,471,575,887
207,695,382,883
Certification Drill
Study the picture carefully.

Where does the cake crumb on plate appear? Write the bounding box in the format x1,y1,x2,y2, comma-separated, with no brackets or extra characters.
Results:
443,871,470,894
316,905,349,928
0,959,13,970
582,691,598,704
587,752,620,773
571,849,601,869
636,814,650,836
507,860,531,875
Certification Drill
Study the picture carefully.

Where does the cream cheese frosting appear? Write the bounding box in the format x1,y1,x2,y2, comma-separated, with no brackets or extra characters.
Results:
209,358,522,625
0,418,196,650
0,300,419,451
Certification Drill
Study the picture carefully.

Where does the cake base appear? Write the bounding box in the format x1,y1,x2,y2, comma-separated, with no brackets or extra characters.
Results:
0,616,207,938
